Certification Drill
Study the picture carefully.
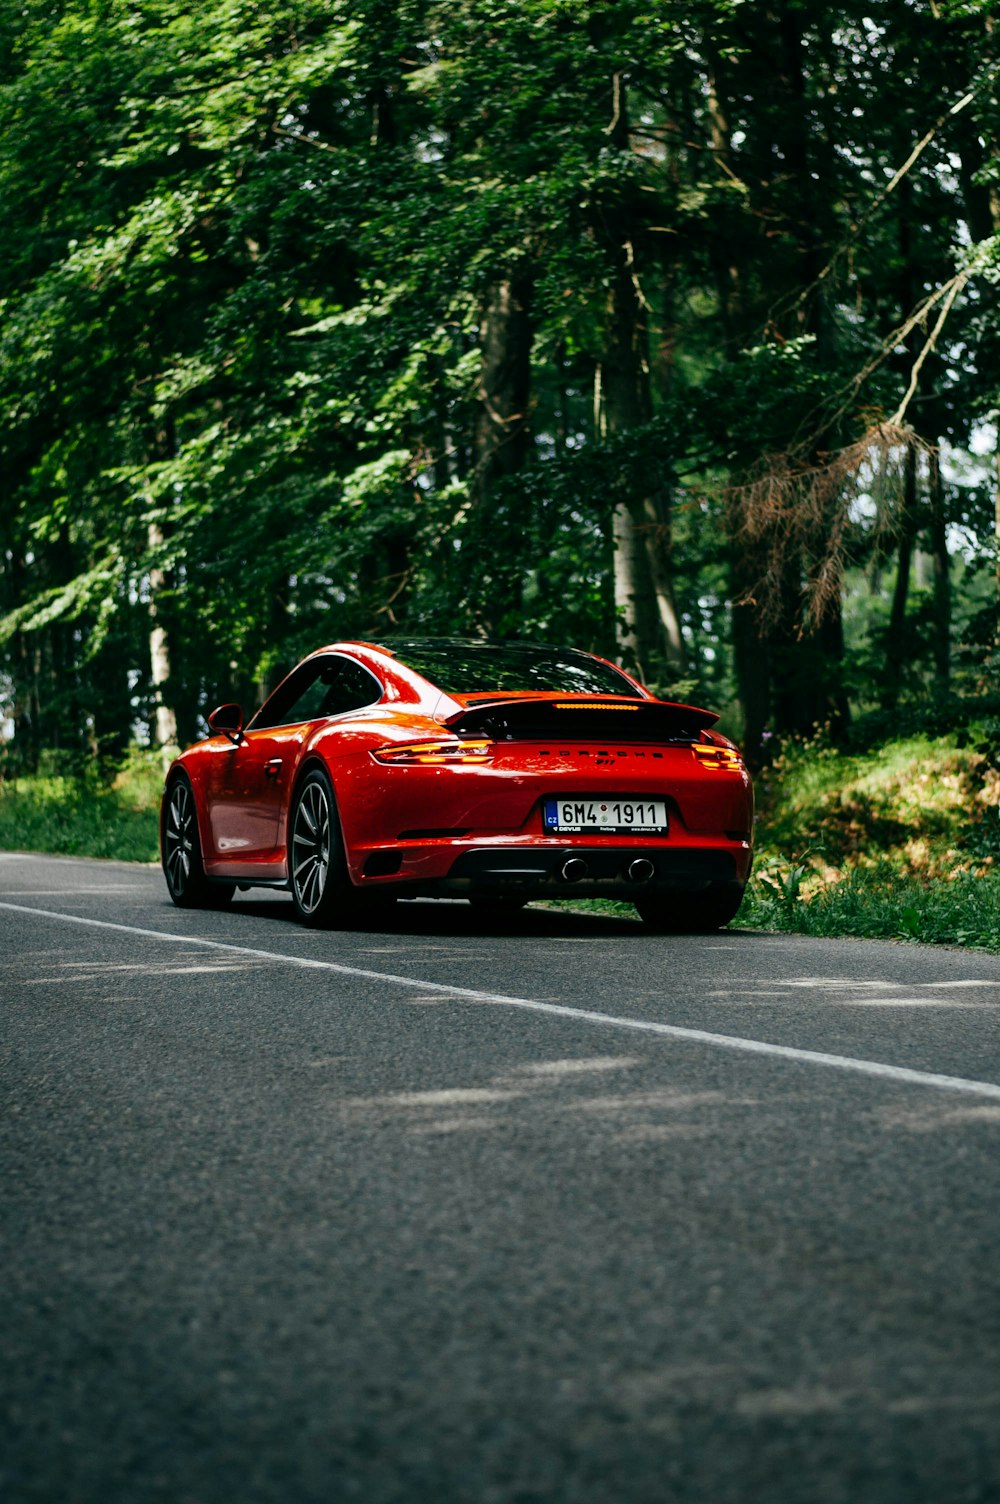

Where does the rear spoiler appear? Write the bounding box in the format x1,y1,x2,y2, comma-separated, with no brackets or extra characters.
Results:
444,697,719,743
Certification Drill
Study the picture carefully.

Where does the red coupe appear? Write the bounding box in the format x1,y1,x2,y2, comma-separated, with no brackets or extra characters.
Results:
160,638,753,931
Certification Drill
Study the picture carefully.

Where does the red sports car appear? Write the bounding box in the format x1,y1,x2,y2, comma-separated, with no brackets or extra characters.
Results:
160,638,753,931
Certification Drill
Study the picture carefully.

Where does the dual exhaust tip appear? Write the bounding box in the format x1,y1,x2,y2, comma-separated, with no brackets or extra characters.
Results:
558,857,655,885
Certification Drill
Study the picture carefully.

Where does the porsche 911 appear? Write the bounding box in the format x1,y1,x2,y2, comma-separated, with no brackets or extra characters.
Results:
160,638,753,931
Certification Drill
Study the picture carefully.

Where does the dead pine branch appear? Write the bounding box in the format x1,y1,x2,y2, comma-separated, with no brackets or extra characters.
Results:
726,423,935,632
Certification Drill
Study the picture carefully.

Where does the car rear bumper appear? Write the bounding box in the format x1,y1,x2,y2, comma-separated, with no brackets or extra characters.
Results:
358,838,752,899
444,844,741,896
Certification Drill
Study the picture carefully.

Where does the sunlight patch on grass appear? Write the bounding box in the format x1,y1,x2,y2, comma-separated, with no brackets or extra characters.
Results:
757,734,994,878
747,733,1000,952
0,751,161,863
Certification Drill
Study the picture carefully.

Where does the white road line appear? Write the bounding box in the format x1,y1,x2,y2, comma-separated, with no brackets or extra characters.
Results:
3,900,1000,1103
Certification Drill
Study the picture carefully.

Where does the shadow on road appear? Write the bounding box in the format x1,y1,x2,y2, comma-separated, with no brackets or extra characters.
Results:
224,892,654,940
148,873,756,941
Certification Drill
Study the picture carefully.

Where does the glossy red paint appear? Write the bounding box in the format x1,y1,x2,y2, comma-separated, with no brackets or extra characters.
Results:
161,639,754,931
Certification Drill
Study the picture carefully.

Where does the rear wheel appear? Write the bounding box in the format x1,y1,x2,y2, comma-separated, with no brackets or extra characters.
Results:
162,774,235,910
635,883,744,934
289,768,355,928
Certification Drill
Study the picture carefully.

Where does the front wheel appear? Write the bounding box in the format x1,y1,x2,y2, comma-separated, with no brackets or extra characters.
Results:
289,768,355,927
634,883,745,934
162,774,235,909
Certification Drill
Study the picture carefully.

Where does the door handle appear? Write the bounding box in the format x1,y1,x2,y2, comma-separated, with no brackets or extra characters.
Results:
264,759,283,779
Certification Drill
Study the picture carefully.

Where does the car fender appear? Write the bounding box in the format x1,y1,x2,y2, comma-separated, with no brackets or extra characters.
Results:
161,756,215,868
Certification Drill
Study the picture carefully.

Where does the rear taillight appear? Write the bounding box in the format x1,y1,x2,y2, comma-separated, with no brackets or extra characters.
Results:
372,739,494,766
692,742,744,772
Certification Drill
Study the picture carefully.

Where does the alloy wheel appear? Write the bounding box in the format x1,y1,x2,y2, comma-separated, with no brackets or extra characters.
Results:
164,779,195,897
292,779,331,915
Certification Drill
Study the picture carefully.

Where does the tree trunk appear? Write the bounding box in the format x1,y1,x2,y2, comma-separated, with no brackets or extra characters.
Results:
994,444,1000,664
705,44,744,355
705,43,773,749
8,551,39,772
731,597,771,764
927,447,950,691
882,152,923,705
599,295,686,682
471,274,533,506
884,442,918,703
147,520,178,764
466,272,534,635
985,18,1000,666
597,71,686,685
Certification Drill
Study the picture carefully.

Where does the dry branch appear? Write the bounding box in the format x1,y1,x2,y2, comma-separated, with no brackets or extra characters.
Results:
727,423,935,631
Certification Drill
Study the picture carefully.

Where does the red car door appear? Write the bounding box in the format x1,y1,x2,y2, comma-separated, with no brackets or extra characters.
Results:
200,727,289,863
199,654,384,872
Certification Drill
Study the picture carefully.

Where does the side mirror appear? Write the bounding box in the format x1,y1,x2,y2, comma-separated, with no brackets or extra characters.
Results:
208,703,245,745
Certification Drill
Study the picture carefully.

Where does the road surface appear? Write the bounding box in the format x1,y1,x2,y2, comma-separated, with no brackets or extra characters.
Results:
2,851,999,1503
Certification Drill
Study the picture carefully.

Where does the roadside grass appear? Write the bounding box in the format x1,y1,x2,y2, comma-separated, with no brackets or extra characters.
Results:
741,731,1000,951
1,731,997,951
0,751,161,863
740,863,1000,952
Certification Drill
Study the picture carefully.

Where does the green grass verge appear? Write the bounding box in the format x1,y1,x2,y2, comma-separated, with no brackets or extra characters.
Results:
1,731,996,952
742,730,999,951
0,753,161,863
739,865,1000,952
544,877,1000,953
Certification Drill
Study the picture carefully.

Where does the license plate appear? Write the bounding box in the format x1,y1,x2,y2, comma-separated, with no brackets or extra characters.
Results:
543,798,668,834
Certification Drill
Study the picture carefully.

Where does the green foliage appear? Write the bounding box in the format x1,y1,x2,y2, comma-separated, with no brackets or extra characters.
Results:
755,731,991,865
1,0,1000,776
754,851,819,911
742,865,1000,954
0,752,162,863
738,729,1000,952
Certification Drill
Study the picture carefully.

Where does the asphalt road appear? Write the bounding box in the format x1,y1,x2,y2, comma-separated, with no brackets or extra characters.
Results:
2,850,999,1504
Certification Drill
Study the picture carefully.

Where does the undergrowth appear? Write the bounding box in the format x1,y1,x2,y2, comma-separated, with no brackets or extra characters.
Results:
0,750,162,863
739,730,1000,951
740,863,1000,951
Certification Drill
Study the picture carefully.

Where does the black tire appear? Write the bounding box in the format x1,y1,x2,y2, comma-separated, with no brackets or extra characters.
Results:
289,767,355,928
162,774,235,910
635,883,745,934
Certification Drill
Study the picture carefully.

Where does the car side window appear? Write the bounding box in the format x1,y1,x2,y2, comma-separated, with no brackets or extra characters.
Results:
252,657,382,729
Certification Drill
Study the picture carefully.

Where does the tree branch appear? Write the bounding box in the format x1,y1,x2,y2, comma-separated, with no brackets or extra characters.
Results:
772,65,998,323
890,265,973,425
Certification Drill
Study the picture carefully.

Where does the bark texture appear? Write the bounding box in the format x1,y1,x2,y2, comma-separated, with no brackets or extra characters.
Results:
472,275,533,505
147,520,178,763
597,72,686,684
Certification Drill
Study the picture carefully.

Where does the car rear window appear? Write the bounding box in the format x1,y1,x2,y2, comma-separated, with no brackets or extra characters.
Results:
382,639,641,697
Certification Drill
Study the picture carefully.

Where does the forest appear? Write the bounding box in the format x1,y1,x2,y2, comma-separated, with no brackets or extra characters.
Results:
1,0,999,778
